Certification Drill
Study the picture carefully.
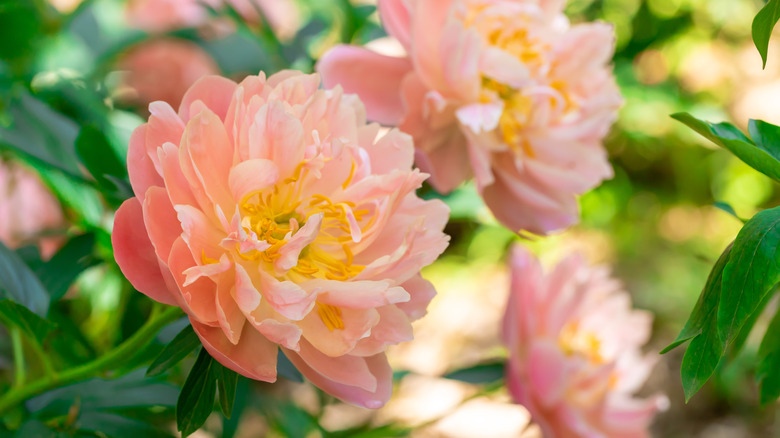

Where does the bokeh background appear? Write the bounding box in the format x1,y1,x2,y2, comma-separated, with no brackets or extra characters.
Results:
1,0,779,436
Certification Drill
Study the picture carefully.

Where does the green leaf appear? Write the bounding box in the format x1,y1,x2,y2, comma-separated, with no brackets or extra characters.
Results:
676,245,732,401
753,0,780,68
27,370,178,415
177,348,217,438
146,324,200,377
757,306,780,404
672,113,780,182
718,206,780,348
662,243,732,354
221,377,249,438
276,350,303,383
0,240,49,316
748,119,780,160
75,125,128,189
36,233,98,302
76,412,174,438
215,363,238,419
0,299,56,345
0,91,81,176
713,202,745,223
443,362,505,385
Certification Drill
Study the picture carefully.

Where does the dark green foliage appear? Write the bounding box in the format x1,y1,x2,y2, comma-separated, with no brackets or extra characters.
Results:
146,324,200,377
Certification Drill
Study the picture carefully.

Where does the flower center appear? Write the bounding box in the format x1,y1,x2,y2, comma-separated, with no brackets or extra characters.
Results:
558,322,604,364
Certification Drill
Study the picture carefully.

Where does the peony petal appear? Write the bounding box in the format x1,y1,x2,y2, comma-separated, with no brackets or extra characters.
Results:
299,306,379,357
228,158,279,202
142,186,181,264
168,237,219,324
296,339,378,391
283,350,392,409
318,45,412,126
178,75,238,121
127,125,164,199
306,279,409,309
192,319,278,382
377,0,412,50
527,340,568,407
395,274,437,321
215,271,245,345
112,198,177,306
274,213,322,274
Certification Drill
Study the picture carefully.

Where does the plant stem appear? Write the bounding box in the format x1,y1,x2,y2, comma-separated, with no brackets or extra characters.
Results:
0,306,182,416
10,329,25,388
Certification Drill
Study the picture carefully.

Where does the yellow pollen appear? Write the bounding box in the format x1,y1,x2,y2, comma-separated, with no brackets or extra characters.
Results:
317,302,344,331
558,323,604,364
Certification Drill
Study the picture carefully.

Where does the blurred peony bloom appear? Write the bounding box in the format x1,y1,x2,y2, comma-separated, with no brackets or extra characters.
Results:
111,71,449,408
318,0,622,234
502,246,666,437
0,160,64,259
118,38,221,108
125,0,300,40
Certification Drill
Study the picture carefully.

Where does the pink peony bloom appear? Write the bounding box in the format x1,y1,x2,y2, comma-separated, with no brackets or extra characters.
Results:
502,246,666,437
125,0,300,40
111,71,450,408
318,0,622,234
0,160,64,259
118,38,221,108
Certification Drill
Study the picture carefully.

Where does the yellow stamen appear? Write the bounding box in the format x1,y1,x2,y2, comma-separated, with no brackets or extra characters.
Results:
342,161,356,190
317,302,344,331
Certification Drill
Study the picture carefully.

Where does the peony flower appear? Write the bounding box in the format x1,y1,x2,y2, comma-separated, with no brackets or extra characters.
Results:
318,0,622,234
0,160,64,259
125,0,301,40
502,245,666,437
111,71,450,408
118,38,221,108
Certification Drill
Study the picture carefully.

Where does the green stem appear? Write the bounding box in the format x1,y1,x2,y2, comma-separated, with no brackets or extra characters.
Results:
10,329,25,388
0,306,182,416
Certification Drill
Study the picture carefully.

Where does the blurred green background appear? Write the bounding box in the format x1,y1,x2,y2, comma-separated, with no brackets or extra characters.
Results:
1,0,780,436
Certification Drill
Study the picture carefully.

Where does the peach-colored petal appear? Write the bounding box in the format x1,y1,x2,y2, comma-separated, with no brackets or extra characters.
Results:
215,271,245,345
318,46,412,126
307,279,409,309
168,237,219,324
113,198,177,306
275,213,323,273
377,0,412,50
142,186,181,263
283,350,392,409
127,125,163,199
192,319,277,382
228,159,279,202
300,307,380,357
296,339,378,392
178,75,237,121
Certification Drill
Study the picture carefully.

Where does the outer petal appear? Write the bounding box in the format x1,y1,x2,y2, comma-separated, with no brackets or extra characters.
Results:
192,319,278,382
377,0,412,50
283,350,393,409
127,125,164,199
112,198,177,306
318,46,413,126
178,75,238,121
296,339,378,392
142,186,181,264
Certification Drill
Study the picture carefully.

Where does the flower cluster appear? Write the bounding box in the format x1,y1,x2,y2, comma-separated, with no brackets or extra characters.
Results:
319,0,622,234
112,71,450,408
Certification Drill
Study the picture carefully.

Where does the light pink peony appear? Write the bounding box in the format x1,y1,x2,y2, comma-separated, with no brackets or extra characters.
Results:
111,71,450,408
318,0,622,234
125,0,300,40
118,38,221,108
0,160,64,259
502,246,666,437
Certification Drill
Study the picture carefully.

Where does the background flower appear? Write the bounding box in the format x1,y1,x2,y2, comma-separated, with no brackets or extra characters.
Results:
117,38,221,108
111,71,450,408
0,159,64,259
503,245,667,437
318,0,621,234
